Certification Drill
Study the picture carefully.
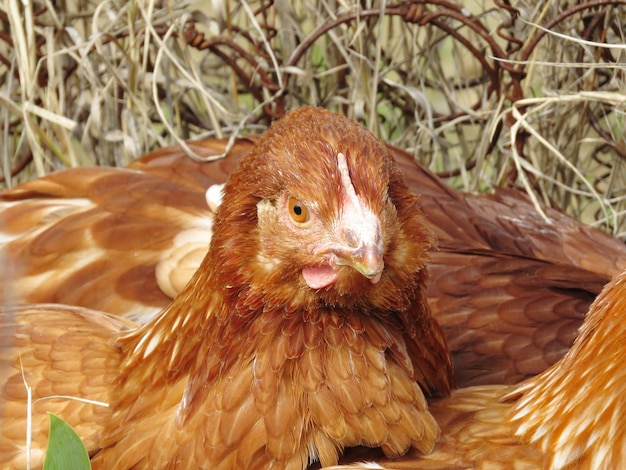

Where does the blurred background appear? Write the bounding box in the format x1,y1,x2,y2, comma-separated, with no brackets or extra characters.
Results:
1,0,625,235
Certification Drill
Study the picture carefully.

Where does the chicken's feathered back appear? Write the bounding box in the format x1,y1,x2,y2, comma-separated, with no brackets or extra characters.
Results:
394,149,626,386
0,138,247,321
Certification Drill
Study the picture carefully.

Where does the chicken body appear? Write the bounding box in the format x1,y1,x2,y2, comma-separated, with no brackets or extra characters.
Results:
0,107,452,469
342,265,626,469
3,130,625,388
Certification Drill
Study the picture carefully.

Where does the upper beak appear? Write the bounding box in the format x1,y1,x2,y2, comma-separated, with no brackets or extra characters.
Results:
337,242,384,284
335,219,385,284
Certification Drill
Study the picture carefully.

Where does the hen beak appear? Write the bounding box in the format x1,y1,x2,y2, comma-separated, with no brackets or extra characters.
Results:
339,243,384,283
335,215,385,283
302,239,384,290
333,194,385,284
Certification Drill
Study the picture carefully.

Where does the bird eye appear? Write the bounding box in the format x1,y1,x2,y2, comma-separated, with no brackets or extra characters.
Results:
288,197,309,224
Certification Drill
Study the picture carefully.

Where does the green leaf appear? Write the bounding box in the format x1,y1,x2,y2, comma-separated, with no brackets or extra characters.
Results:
43,413,91,470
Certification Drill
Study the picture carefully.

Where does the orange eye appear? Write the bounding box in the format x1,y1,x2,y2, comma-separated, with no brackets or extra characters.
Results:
288,197,309,224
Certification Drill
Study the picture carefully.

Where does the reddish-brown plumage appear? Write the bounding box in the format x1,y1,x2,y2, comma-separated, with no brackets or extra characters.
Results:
3,122,625,389
3,109,626,389
0,138,247,321
335,265,626,469
0,107,451,468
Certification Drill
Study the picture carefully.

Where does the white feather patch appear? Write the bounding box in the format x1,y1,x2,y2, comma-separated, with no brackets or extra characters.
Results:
206,183,224,212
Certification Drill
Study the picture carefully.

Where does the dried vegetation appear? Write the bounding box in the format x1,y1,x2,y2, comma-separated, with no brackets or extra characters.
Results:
1,0,626,235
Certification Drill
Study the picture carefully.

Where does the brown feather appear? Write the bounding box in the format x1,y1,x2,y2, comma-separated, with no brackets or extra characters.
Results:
334,266,626,469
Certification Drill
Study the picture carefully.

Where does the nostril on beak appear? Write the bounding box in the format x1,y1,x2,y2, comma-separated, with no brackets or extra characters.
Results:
341,227,359,248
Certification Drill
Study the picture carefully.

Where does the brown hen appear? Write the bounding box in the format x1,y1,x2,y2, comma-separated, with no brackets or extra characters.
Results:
3,122,625,387
339,263,626,469
0,107,452,469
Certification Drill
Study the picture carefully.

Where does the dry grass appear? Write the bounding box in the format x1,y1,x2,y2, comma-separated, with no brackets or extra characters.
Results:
1,0,626,236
